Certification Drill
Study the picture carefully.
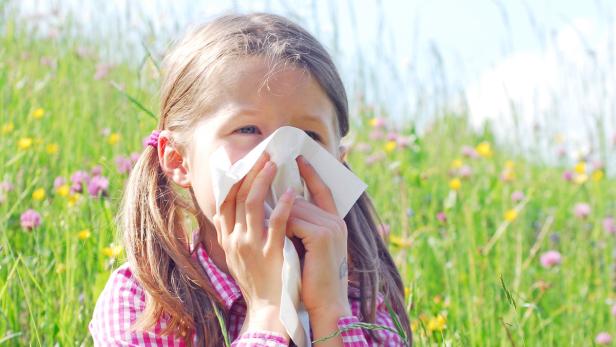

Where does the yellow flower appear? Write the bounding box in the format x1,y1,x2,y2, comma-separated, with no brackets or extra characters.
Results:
505,160,515,170
501,169,516,182
67,193,81,207
504,209,518,222
592,170,604,182
475,141,493,158
102,244,123,257
32,188,46,201
574,173,588,185
77,229,91,240
427,314,446,332
384,141,397,153
410,320,419,333
18,137,33,150
574,161,586,174
55,263,66,274
56,184,70,197
2,122,14,134
451,159,463,169
32,108,45,119
389,235,412,248
46,143,59,154
449,178,461,191
108,132,120,145
404,287,411,299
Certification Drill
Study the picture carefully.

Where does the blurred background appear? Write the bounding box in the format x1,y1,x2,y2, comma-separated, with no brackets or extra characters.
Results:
2,0,616,346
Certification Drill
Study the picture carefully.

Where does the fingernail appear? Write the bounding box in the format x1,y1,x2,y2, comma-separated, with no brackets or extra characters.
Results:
284,187,295,199
264,161,274,171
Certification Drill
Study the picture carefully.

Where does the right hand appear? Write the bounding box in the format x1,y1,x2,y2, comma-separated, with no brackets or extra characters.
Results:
212,152,295,336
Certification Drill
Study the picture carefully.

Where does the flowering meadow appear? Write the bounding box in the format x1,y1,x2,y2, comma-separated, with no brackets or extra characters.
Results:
2,11,616,347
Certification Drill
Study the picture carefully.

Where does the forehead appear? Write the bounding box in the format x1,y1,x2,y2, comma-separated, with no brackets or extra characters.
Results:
211,56,339,133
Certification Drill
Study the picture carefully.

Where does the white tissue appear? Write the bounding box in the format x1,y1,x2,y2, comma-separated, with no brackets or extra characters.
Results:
209,126,367,347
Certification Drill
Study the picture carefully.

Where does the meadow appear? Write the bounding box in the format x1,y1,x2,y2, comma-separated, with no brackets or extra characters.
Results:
1,7,616,347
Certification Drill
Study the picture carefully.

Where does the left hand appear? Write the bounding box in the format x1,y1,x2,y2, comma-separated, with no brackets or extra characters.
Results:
285,155,351,317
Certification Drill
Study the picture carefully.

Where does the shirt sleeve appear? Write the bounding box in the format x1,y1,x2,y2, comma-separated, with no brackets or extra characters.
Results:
231,330,290,346
88,263,186,346
337,292,407,346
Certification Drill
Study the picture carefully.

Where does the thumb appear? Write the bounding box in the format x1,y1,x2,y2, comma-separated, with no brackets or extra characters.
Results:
264,187,295,253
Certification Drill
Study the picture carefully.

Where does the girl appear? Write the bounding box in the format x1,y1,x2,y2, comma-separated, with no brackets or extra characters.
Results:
89,12,412,347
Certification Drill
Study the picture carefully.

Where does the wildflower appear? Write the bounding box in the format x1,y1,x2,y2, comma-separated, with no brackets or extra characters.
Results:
427,314,446,332
77,229,91,240
102,244,123,257
108,132,120,145
32,188,46,201
115,155,133,174
404,287,411,299
505,160,515,170
449,178,461,191
94,63,112,80
88,175,109,197
384,141,397,153
368,129,384,141
437,212,447,223
377,224,391,238
573,203,591,219
557,146,567,158
46,143,59,155
451,159,463,169
458,165,473,178
56,184,70,197
592,170,604,182
0,181,13,192
91,165,103,177
603,217,616,234
461,145,478,158
596,332,612,345
500,169,515,182
574,161,586,174
364,152,385,166
611,303,616,317
55,263,66,274
369,117,385,128
67,193,81,207
562,170,573,182
18,137,33,150
475,141,493,158
70,171,90,193
511,191,525,203
389,235,412,248
32,108,45,119
20,209,41,230
53,176,65,189
540,250,562,268
2,122,14,134
433,295,442,304
573,173,588,185
129,152,141,164
504,209,518,222
101,127,111,136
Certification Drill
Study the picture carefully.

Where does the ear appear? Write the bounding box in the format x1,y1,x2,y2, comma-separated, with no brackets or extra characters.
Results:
338,144,349,162
158,130,191,188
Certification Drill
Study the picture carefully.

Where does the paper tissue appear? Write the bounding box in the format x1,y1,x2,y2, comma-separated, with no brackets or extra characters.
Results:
209,126,367,346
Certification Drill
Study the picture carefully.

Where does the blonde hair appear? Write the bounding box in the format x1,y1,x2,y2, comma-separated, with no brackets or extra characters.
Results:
118,12,412,346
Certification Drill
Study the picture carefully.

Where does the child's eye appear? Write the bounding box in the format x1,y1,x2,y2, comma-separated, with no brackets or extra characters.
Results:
305,130,322,142
234,125,261,135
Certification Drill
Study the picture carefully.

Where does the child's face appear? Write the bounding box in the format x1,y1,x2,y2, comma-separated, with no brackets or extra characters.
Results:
159,56,342,221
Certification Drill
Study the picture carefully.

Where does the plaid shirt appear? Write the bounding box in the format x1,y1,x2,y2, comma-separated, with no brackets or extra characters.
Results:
89,233,405,346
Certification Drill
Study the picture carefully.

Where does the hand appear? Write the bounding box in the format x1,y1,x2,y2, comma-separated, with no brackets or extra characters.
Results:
212,153,296,336
286,155,352,317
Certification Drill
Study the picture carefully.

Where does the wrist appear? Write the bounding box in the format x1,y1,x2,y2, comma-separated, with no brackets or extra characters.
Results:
308,302,352,320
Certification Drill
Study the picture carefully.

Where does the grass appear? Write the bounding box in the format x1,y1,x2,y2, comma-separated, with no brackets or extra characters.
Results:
1,9,616,347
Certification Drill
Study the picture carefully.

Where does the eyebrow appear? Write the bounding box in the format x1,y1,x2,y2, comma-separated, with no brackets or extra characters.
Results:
229,108,329,128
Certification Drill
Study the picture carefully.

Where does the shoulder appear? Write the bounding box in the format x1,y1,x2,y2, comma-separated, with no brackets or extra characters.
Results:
88,262,183,346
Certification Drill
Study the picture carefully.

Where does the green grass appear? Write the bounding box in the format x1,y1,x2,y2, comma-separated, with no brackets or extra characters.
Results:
1,14,616,347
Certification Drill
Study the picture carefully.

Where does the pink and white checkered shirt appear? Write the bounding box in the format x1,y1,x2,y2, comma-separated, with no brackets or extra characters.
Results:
89,233,405,346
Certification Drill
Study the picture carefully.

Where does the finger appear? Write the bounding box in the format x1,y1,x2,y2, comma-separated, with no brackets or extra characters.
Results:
235,152,271,232
296,155,338,215
290,197,340,230
264,187,295,253
219,180,242,238
285,215,327,243
244,160,278,241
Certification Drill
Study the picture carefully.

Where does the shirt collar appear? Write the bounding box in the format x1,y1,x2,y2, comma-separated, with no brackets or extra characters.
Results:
191,231,243,310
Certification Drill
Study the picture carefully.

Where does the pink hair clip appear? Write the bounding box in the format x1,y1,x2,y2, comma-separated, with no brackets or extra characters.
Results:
146,130,161,148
